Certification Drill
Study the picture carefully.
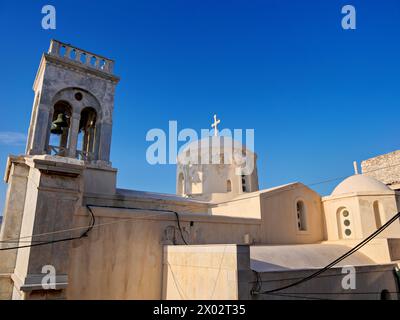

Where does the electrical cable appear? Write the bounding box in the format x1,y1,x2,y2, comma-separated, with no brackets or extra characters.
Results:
267,291,400,295
265,292,330,300
81,204,189,245
0,205,95,251
0,207,180,243
2,159,400,244
0,204,188,249
251,211,400,295
249,266,399,283
0,205,187,244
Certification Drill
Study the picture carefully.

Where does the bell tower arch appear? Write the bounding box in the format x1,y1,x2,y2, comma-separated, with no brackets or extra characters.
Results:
44,87,104,162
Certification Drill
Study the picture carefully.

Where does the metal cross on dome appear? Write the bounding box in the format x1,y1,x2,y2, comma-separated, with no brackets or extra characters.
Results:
211,114,221,136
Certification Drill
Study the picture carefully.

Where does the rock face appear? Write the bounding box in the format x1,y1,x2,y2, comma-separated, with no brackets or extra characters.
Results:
361,150,400,190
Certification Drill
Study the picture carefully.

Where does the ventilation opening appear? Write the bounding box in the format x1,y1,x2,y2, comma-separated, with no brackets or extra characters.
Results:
337,208,353,239
227,180,232,192
296,200,307,231
373,201,385,229
241,175,247,192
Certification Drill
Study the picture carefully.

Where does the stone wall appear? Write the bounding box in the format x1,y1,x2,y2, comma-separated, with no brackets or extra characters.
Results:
67,203,261,299
361,150,400,189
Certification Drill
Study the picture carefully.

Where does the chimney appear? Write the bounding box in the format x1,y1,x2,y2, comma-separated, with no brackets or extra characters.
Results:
353,161,359,175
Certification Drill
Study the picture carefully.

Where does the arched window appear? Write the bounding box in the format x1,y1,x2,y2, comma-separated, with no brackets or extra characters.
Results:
296,200,307,231
241,175,247,192
77,107,97,161
337,208,352,239
178,173,184,195
48,101,72,157
373,201,384,229
227,180,232,192
380,289,391,300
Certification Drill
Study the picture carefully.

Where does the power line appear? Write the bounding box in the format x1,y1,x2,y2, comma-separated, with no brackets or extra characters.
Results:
269,291,400,295
2,158,400,244
0,205,95,251
0,205,188,250
264,292,330,300
83,204,188,245
263,290,400,300
1,157,399,263
0,153,398,300
251,211,400,295
211,160,400,207
0,206,177,243
251,267,399,283
308,159,400,187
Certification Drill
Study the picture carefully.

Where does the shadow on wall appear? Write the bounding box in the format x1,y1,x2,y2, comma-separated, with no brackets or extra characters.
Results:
0,182,6,215
251,259,289,272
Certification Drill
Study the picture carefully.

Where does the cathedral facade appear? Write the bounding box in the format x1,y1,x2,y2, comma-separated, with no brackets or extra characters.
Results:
0,40,399,300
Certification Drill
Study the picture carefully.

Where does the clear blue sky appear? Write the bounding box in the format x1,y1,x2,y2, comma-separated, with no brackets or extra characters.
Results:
0,0,399,214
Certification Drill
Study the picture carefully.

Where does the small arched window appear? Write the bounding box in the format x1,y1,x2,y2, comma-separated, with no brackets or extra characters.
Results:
296,200,307,231
227,180,232,192
241,175,247,192
178,173,184,195
373,201,384,229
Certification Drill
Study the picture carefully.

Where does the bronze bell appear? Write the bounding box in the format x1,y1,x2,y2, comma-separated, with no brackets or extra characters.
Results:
50,113,68,135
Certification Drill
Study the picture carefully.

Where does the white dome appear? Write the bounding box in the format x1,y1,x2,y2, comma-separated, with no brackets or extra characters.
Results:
177,136,255,164
179,136,253,153
332,175,391,196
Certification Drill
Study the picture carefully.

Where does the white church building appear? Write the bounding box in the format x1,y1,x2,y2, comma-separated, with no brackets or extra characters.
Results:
0,40,399,300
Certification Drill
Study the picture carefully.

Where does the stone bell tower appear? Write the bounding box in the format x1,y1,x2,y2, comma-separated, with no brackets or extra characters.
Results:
0,40,119,299
26,39,119,165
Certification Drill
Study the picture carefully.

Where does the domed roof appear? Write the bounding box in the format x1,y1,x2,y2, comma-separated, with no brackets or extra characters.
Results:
179,136,255,154
177,135,256,166
331,175,391,196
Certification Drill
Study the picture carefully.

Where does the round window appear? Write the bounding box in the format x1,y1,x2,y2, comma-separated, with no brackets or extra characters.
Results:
75,92,83,101
344,219,350,226
345,229,352,236
342,210,349,217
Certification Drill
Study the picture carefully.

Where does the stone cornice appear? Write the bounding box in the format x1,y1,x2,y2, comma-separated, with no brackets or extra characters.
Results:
33,53,120,91
322,190,397,201
4,155,28,183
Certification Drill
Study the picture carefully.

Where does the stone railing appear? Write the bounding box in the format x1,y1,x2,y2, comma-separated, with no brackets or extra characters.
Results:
48,145,94,161
48,39,115,74
48,145,68,157
76,149,94,161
